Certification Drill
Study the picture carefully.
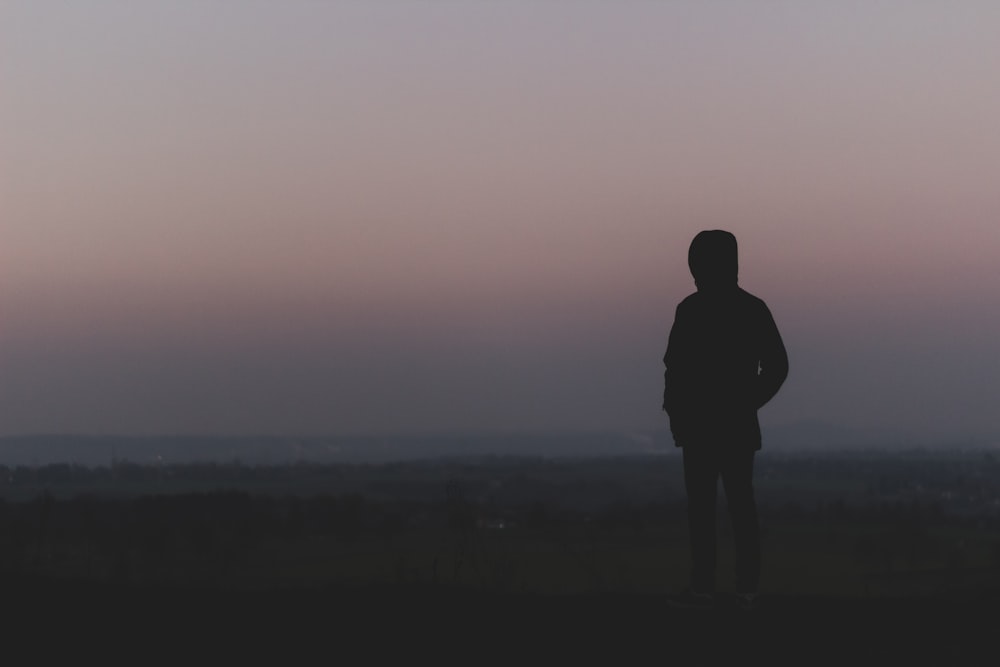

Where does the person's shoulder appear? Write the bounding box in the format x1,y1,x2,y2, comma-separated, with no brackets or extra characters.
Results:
678,292,699,307
736,287,769,309
675,292,701,315
735,288,777,320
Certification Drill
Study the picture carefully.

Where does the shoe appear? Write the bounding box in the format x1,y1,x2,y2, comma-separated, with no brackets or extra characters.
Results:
667,588,715,611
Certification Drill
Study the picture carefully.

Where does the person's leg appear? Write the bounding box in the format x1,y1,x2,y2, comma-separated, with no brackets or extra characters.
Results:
720,449,760,593
682,446,719,593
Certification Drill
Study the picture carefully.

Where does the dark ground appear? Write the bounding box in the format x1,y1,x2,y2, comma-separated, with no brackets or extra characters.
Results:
4,453,999,663
5,575,996,664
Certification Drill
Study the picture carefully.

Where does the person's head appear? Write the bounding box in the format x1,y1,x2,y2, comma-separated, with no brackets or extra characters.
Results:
688,230,738,291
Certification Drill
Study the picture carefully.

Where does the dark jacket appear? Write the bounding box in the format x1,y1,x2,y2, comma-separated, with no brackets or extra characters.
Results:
663,286,788,450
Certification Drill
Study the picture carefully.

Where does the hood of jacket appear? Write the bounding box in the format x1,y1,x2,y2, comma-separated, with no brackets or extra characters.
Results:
688,229,738,292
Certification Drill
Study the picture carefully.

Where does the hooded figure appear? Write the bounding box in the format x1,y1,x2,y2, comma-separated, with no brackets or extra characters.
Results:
663,230,787,450
662,230,788,602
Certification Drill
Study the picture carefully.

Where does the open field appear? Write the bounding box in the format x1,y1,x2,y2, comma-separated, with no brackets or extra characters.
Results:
2,452,999,662
2,452,999,597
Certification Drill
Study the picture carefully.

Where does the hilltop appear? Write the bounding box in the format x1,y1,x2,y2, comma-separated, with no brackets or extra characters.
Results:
4,575,995,663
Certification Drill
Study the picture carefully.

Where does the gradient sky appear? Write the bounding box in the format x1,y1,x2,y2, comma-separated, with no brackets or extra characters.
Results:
2,2,999,440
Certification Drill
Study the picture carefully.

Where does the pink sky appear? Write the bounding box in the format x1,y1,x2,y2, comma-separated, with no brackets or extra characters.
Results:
2,3,999,438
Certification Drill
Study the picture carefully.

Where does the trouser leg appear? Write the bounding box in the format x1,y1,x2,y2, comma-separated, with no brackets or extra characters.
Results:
683,447,718,592
720,450,760,593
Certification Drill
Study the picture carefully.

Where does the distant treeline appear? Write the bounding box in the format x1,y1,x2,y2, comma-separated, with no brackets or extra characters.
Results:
2,452,999,515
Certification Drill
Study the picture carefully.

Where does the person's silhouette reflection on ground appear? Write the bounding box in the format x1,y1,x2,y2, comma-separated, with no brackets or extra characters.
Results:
663,230,788,610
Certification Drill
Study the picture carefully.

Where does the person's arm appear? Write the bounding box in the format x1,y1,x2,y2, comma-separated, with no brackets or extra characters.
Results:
755,303,788,409
663,302,686,414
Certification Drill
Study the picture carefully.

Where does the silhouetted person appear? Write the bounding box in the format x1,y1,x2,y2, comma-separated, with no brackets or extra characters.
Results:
663,230,788,609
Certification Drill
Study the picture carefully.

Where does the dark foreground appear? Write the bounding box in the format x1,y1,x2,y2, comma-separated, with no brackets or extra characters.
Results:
5,576,996,665
4,453,999,662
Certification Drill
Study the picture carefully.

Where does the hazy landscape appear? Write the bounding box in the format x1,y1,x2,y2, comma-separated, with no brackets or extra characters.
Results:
4,438,1000,591
3,421,996,468
3,437,999,660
